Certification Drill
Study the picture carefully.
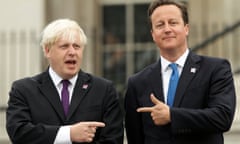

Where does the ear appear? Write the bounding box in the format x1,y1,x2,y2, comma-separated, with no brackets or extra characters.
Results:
44,46,50,57
184,24,189,36
151,29,156,42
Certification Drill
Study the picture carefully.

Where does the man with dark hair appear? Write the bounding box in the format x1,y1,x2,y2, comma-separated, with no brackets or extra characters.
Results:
125,0,236,144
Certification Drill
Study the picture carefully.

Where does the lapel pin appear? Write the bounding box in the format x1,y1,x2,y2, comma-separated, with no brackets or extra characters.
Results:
82,84,88,89
190,68,196,73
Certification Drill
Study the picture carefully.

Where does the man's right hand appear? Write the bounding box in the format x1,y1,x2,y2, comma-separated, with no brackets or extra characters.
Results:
70,121,105,142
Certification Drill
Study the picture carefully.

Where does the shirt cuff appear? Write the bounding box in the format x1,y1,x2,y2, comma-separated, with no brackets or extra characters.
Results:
54,126,72,144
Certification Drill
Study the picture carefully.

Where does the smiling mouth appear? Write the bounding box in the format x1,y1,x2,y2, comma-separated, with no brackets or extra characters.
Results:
163,37,175,40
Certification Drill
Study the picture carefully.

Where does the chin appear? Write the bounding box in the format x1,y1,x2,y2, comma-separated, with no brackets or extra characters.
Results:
64,70,77,77
161,46,176,51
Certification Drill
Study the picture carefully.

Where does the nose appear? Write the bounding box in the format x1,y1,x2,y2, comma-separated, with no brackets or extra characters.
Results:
68,45,76,55
163,24,171,32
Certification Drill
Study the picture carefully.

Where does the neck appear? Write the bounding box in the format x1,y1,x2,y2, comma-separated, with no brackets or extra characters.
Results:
160,48,187,62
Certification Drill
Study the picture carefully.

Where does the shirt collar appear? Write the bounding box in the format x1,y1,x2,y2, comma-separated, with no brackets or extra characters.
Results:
48,67,78,86
161,49,189,72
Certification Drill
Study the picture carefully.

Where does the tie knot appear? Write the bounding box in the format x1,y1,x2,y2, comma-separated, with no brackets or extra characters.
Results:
169,63,178,71
62,80,69,87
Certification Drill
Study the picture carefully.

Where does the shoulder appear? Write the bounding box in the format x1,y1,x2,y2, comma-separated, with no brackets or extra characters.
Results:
128,61,159,82
200,55,229,63
189,51,231,67
190,51,229,62
197,55,231,68
80,71,113,86
11,71,47,89
189,52,232,76
79,71,117,94
92,74,112,84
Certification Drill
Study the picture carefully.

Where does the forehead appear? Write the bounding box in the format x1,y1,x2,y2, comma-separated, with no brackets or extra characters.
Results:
57,31,80,43
151,5,182,20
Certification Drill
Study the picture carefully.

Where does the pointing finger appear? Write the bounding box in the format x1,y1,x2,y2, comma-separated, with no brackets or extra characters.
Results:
150,93,161,105
86,122,105,128
137,107,154,113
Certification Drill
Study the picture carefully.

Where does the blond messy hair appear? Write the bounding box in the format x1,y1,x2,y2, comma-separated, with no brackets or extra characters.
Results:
40,19,87,51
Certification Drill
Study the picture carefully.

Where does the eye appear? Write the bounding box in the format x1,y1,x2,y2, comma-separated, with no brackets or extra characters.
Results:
170,21,178,26
155,23,164,29
59,44,69,49
73,44,81,49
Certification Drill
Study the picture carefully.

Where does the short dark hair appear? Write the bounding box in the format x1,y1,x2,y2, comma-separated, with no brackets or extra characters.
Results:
148,0,189,29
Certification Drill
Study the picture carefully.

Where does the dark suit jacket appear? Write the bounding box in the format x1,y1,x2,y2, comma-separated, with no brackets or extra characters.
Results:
6,70,123,144
125,51,236,144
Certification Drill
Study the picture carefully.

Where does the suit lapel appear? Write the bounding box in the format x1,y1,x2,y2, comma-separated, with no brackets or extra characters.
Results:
38,71,66,121
173,52,201,106
149,61,165,102
67,71,92,119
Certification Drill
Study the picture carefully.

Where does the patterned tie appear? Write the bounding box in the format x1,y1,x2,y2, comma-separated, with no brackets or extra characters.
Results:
61,80,70,116
167,63,179,107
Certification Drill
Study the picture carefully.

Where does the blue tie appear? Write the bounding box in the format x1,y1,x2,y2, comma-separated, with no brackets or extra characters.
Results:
167,63,179,107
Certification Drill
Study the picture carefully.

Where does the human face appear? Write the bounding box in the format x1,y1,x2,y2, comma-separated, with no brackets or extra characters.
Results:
151,5,189,55
44,31,83,79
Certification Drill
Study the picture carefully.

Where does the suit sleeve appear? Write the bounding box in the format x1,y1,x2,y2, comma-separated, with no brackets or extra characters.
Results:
170,59,236,134
97,82,124,144
124,78,145,144
6,81,59,144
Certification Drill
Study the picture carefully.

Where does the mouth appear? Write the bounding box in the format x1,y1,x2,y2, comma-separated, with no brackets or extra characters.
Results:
65,60,77,65
163,37,174,40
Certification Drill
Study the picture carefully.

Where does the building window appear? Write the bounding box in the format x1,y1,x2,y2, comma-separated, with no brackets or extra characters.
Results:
134,4,152,43
101,2,157,99
103,5,126,44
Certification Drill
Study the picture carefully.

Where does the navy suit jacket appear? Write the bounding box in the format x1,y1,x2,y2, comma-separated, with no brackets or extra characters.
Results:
6,70,123,144
125,51,236,144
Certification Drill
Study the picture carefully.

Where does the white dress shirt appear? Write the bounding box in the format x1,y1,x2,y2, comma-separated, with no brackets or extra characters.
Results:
48,67,78,144
160,49,189,103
